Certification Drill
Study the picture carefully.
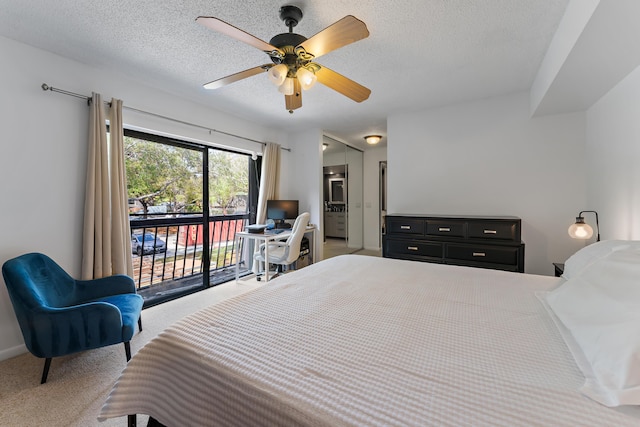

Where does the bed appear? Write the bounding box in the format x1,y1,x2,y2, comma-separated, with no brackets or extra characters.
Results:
99,245,640,426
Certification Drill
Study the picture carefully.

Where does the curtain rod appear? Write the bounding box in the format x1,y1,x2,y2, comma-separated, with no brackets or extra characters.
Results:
41,83,291,152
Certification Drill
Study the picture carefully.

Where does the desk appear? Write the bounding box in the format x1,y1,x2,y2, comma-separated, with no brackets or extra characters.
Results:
235,226,315,282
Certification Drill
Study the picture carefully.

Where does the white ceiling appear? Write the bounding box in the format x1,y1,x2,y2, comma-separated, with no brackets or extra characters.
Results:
0,0,570,149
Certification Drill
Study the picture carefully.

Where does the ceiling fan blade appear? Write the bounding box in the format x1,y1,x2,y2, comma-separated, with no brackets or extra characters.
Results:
316,66,371,103
196,16,284,58
203,65,273,90
285,78,302,111
297,16,369,60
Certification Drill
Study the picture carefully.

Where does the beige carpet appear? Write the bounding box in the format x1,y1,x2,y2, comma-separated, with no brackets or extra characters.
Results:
323,238,382,259
0,277,262,427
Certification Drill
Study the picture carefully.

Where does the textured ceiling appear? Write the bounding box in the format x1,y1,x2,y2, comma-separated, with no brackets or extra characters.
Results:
0,0,569,149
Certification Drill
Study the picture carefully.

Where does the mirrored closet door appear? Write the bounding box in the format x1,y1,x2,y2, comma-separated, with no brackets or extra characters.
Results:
322,136,363,258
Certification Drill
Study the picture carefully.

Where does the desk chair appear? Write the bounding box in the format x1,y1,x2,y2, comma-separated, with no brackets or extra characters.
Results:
254,212,310,280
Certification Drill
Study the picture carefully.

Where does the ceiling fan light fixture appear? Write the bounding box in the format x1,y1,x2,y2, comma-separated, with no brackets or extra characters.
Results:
364,135,382,145
297,67,317,90
268,64,288,86
278,77,295,96
197,7,371,111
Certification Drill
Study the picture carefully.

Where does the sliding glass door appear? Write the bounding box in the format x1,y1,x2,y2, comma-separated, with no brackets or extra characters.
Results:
123,129,256,304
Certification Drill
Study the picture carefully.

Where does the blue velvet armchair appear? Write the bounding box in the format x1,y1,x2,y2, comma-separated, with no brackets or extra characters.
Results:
2,252,143,383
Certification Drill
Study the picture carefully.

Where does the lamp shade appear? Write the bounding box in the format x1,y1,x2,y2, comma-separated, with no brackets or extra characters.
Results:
568,210,600,241
364,135,382,145
568,218,594,239
268,64,288,86
297,67,317,90
278,77,294,96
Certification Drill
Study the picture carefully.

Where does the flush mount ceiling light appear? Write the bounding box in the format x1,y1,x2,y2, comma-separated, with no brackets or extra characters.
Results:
196,5,371,114
364,135,382,145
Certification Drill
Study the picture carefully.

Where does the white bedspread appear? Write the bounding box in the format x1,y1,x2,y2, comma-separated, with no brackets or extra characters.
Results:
100,255,640,426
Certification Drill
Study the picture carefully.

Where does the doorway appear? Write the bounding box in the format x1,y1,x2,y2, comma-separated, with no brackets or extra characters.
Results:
379,160,387,248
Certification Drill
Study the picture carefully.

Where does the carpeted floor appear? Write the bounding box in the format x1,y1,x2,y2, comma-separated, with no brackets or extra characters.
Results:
0,278,262,427
323,238,382,259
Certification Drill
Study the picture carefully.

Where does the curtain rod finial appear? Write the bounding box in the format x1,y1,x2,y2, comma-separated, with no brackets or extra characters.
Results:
41,83,50,91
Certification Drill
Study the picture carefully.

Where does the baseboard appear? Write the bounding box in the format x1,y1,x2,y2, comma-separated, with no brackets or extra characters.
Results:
0,343,27,362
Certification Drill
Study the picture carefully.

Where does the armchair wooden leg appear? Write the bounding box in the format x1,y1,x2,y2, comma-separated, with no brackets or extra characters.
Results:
127,414,136,427
40,357,52,384
138,316,142,332
124,341,131,362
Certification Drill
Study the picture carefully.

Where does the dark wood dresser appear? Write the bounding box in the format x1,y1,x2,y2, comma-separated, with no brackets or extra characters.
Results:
383,214,525,273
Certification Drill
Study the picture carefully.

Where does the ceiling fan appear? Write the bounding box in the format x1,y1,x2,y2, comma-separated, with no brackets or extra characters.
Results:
196,5,371,113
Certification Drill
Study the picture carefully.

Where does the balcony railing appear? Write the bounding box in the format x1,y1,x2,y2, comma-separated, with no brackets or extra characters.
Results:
129,213,250,297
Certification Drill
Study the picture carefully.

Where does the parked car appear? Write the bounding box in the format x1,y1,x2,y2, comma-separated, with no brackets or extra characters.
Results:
131,233,166,256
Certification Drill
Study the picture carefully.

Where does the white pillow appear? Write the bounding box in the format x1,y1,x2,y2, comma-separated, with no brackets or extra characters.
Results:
546,247,640,406
562,240,635,280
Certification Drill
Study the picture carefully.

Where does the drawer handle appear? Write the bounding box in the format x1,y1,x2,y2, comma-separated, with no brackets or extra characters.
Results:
484,230,497,234
400,225,411,230
407,246,419,251
439,227,451,232
473,252,486,257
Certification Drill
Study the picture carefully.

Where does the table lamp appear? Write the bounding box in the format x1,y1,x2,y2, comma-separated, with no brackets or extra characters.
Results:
568,210,600,241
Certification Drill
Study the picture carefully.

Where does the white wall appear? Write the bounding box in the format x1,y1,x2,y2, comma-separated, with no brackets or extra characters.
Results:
0,36,286,360
586,64,640,239
387,92,587,275
284,129,324,260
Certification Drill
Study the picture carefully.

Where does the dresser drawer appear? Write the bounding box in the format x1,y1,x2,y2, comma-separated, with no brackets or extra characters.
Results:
387,218,425,235
426,220,465,238
446,244,520,266
468,221,518,241
383,214,524,272
386,238,442,258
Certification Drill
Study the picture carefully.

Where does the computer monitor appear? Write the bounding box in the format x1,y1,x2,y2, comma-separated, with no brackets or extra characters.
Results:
266,199,299,228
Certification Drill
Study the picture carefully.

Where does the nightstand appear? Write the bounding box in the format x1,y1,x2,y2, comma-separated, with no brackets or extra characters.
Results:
553,262,564,277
